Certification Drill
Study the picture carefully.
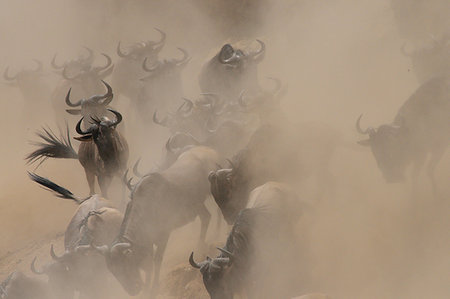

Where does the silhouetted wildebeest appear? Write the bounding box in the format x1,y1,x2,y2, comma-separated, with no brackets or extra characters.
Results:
209,122,341,224
50,49,113,123
26,108,129,197
112,28,166,102
199,40,265,100
136,47,190,122
356,75,450,198
28,172,124,299
0,272,52,299
92,146,221,297
190,182,303,299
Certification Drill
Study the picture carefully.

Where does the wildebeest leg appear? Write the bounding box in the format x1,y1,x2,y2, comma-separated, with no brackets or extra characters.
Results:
427,146,446,199
85,169,95,195
150,233,170,298
197,203,211,249
98,175,112,198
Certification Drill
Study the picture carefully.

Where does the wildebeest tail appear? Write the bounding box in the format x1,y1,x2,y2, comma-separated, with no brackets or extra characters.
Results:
28,172,83,204
25,125,78,166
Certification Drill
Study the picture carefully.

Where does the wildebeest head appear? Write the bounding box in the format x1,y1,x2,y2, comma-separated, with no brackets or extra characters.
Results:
65,80,113,120
51,47,95,74
30,245,82,296
189,249,234,299
3,59,43,84
117,28,166,61
141,47,190,80
75,109,123,163
93,242,144,296
356,115,409,183
61,51,113,82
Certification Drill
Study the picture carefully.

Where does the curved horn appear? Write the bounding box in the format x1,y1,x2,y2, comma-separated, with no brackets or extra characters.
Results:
111,242,131,254
3,67,17,81
96,80,113,105
65,88,82,107
267,77,282,95
32,59,43,72
151,28,166,52
133,158,144,177
51,53,64,69
116,42,129,58
107,109,122,127
175,47,190,66
94,53,112,73
30,257,45,275
82,47,94,62
189,252,201,269
123,170,136,191
180,98,194,113
250,39,265,62
76,118,91,135
50,244,64,261
153,110,169,127
142,58,159,72
226,159,235,169
356,114,371,135
217,247,234,264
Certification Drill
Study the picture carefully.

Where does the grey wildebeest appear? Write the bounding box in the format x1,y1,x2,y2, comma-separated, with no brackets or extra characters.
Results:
28,172,124,298
198,40,265,100
190,182,303,299
26,108,129,197
137,47,190,123
64,80,116,130
0,272,52,299
51,50,113,124
92,145,221,297
356,75,450,198
112,28,166,102
209,122,342,224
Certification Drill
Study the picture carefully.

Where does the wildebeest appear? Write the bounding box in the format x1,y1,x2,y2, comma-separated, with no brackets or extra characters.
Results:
93,145,221,297
356,75,450,198
209,122,341,224
198,40,265,100
64,80,115,129
0,272,51,299
50,50,113,124
26,108,129,197
28,172,124,298
137,47,190,122
190,182,303,299
112,28,166,102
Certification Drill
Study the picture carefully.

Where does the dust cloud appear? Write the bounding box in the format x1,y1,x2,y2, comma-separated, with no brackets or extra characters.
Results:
0,0,449,298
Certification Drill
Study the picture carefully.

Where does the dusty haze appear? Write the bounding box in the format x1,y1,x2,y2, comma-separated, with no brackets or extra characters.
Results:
1,0,449,298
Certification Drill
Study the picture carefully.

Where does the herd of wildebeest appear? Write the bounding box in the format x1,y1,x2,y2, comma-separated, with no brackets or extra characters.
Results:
1,25,449,299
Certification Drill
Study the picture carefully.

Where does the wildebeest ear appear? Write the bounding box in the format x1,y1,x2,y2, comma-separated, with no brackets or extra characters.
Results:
357,139,371,146
66,109,81,115
74,135,93,142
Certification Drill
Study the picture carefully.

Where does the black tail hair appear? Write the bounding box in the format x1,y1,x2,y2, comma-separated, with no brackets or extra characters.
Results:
25,125,78,166
28,172,82,204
